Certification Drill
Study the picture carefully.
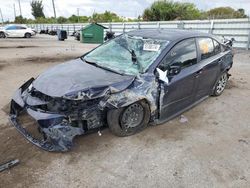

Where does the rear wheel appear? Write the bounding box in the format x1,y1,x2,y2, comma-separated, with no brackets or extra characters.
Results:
213,72,228,96
107,100,150,137
25,33,31,38
0,32,5,38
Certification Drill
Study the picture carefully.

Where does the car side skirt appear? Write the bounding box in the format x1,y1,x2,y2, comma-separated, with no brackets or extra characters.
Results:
155,95,209,125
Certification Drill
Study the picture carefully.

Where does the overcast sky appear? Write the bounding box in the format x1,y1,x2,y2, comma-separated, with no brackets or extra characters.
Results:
1,0,250,21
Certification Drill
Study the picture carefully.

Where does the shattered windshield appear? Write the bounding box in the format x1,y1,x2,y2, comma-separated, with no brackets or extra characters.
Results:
84,34,169,75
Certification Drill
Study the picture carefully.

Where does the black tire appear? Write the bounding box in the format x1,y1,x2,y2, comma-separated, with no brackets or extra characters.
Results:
25,33,31,38
0,32,5,38
212,72,228,96
107,100,150,137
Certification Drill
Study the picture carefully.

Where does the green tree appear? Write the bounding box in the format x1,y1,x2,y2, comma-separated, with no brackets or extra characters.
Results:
34,17,55,23
79,16,89,23
142,0,201,21
68,14,78,23
14,16,27,24
57,16,67,24
68,15,89,23
236,8,246,17
91,11,124,22
31,0,45,19
205,7,247,19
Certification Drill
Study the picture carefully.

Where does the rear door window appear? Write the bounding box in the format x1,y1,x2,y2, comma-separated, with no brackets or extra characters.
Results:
197,38,214,60
213,40,221,55
16,26,26,30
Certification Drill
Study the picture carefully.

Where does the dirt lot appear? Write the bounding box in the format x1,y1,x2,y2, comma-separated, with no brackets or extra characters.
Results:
0,35,249,188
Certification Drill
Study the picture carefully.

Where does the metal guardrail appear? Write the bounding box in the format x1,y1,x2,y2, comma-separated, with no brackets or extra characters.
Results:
27,18,250,49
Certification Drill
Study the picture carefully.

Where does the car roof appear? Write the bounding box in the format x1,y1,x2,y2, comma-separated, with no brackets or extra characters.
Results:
127,29,213,42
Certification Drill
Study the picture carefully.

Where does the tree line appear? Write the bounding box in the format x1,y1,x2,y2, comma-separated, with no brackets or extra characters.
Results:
142,1,248,21
11,0,249,24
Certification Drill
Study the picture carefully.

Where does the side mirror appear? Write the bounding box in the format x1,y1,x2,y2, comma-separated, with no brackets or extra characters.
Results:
168,65,181,76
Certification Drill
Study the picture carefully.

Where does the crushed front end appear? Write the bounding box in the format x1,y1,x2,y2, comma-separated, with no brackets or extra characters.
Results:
9,78,107,152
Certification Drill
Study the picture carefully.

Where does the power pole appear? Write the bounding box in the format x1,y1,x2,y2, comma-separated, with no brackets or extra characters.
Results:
52,0,56,18
77,8,79,23
18,0,22,17
13,4,16,19
0,8,4,24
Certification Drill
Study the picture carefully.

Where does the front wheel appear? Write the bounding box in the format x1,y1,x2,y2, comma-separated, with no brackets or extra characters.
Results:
212,72,228,96
107,100,150,137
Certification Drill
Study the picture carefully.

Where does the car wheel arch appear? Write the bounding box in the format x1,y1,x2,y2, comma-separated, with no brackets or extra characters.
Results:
211,71,229,96
106,92,154,113
210,61,232,94
0,31,6,38
105,79,159,116
24,32,31,38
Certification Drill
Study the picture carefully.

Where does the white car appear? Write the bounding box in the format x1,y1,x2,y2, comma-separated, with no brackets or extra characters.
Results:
0,25,36,38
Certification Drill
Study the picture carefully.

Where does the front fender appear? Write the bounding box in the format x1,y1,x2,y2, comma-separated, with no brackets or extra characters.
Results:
104,74,159,119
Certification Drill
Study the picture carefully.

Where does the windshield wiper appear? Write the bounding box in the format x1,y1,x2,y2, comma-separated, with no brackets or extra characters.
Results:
82,58,125,76
118,44,137,63
118,45,143,73
130,50,143,73
131,50,137,63
113,38,144,73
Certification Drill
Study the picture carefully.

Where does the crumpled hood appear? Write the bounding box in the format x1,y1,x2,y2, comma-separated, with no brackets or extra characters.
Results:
33,58,135,98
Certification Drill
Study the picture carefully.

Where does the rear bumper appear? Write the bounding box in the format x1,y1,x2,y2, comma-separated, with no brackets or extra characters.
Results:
9,79,85,152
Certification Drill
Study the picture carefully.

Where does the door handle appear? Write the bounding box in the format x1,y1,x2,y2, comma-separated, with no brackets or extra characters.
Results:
196,69,203,75
195,69,203,78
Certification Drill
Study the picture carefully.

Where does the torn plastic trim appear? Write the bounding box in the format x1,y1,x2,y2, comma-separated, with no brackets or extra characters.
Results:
9,114,58,152
11,78,34,108
9,100,85,151
9,78,86,152
10,99,85,152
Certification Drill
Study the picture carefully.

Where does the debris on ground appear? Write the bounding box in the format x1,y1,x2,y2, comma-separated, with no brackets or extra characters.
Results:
179,115,188,124
98,130,102,136
0,159,20,172
238,139,248,145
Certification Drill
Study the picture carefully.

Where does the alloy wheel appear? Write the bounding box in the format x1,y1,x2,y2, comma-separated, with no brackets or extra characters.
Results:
216,73,228,94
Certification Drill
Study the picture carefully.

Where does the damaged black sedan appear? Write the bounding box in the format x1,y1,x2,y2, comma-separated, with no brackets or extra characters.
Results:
10,29,233,151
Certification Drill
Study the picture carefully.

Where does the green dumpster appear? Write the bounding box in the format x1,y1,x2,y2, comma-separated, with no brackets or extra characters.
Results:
80,23,107,44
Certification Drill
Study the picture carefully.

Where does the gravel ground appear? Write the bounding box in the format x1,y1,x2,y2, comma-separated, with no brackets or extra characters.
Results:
0,35,249,188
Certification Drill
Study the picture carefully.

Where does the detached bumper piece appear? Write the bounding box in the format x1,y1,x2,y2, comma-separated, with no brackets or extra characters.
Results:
9,79,84,152
10,100,84,152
